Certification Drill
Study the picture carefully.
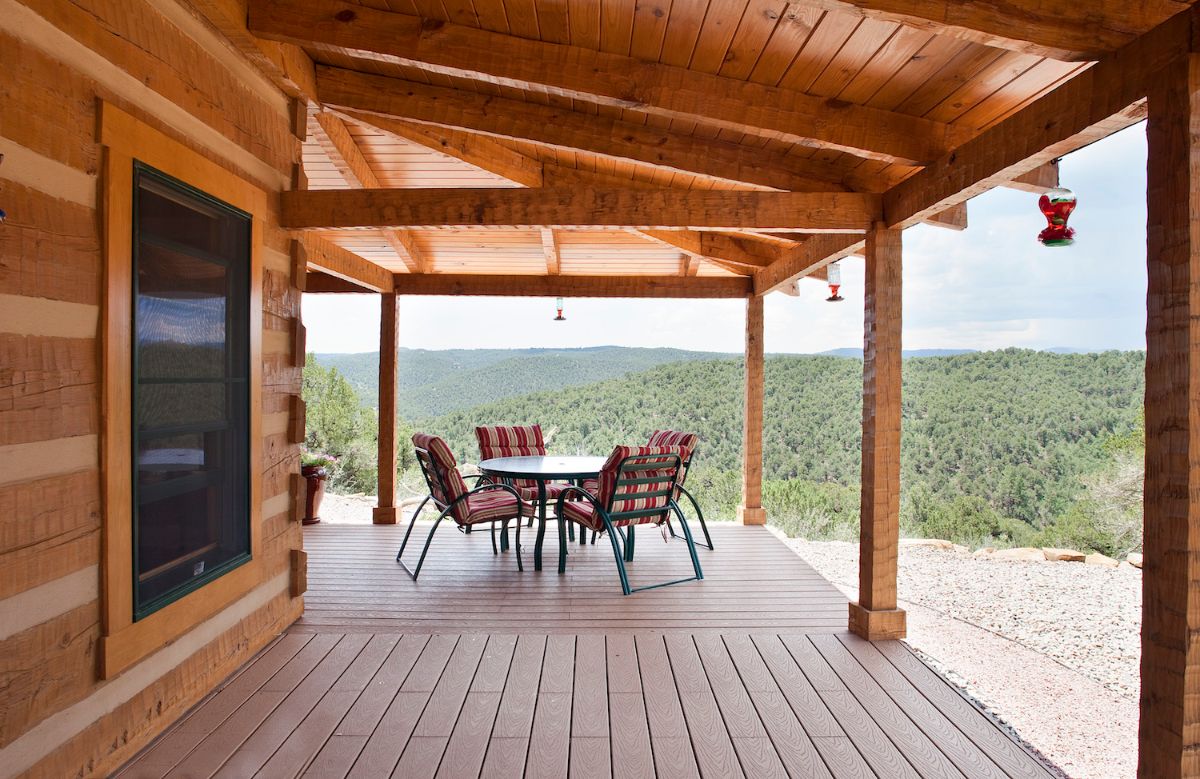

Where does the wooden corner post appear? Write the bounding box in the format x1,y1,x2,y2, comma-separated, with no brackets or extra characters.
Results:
1139,52,1200,779
849,224,906,640
374,293,399,524
738,294,767,525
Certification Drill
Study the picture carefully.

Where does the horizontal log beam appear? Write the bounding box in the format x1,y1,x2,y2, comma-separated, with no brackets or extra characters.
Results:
755,235,866,295
391,273,752,298
922,203,968,231
813,0,1191,61
304,271,374,293
302,235,394,292
318,67,855,192
280,188,880,231
249,0,968,165
883,8,1192,228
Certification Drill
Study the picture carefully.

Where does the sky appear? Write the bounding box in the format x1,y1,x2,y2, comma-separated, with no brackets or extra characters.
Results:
302,123,1149,355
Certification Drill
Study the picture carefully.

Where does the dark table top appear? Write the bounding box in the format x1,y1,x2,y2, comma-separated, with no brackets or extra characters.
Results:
479,455,607,480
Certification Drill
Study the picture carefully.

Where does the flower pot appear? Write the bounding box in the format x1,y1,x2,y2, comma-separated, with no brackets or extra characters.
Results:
301,465,327,525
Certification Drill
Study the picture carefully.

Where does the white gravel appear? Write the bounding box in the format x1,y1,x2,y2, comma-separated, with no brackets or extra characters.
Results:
787,537,1141,779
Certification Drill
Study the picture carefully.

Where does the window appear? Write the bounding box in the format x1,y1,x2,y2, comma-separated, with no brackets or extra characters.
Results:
100,102,266,679
132,165,252,619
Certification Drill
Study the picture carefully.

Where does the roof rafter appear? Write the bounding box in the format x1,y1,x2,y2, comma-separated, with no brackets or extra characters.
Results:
248,0,970,165
1000,161,1060,194
541,229,560,275
280,188,880,231
755,235,866,295
810,0,1193,61
310,112,427,272
302,234,394,292
318,66,861,192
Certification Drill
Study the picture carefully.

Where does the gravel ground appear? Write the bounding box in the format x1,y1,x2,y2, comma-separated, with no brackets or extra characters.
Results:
787,537,1141,779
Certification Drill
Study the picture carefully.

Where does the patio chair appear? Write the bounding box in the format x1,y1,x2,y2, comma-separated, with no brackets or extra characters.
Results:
554,445,703,595
582,430,712,550
397,433,533,580
647,429,713,550
475,424,575,541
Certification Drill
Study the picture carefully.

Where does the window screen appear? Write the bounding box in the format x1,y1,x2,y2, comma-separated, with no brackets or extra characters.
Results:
132,163,251,620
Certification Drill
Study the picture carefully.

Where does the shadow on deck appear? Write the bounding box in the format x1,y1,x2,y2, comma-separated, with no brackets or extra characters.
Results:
118,523,1055,778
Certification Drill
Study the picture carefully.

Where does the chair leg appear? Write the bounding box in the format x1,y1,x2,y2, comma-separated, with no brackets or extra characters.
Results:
411,495,430,521
397,514,446,580
601,521,632,595
673,507,704,582
396,505,422,563
678,485,714,550
490,521,498,555
499,518,510,552
624,525,635,562
568,522,576,543
514,515,524,572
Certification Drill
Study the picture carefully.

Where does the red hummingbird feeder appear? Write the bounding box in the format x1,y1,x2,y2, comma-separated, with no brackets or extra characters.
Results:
825,260,844,302
553,296,566,321
1037,187,1076,247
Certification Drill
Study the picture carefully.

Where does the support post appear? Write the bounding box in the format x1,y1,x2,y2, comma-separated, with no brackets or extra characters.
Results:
1139,53,1200,779
849,223,906,640
373,293,399,524
737,294,767,525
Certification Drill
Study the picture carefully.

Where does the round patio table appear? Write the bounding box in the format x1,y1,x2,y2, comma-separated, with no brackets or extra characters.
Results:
479,455,606,573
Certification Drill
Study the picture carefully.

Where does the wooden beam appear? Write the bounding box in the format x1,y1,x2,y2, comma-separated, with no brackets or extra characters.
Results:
921,202,968,231
248,0,969,165
280,188,879,231
541,229,560,275
302,235,393,292
811,0,1190,61
737,295,767,526
640,230,775,270
883,9,1193,229
849,224,906,642
1001,161,1060,195
319,67,857,192
754,235,866,295
391,273,752,298
310,111,427,273
374,293,399,524
303,271,372,293
340,111,544,187
1139,51,1200,779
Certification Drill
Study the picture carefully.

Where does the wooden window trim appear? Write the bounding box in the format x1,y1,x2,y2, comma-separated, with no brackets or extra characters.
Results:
99,102,266,679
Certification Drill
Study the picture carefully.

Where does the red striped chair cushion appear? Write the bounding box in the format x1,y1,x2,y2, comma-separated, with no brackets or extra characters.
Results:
562,445,684,532
476,424,549,494
412,432,470,522
462,489,531,525
647,430,698,493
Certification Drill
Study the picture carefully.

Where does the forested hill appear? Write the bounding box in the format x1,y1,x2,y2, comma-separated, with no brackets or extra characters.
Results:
422,349,1145,531
314,346,731,417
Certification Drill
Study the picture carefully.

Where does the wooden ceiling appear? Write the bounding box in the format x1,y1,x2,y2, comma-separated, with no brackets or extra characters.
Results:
248,0,1187,294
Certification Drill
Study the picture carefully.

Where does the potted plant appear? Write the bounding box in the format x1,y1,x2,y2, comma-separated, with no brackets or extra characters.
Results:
300,451,337,525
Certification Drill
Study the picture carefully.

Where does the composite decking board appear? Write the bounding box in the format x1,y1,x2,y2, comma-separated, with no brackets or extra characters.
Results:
122,524,1055,778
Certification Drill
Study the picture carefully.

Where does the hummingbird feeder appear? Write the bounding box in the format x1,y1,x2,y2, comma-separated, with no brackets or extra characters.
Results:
825,260,844,302
553,297,566,321
1037,187,1076,247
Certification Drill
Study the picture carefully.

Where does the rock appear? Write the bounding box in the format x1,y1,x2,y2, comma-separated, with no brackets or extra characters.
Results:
1126,552,1143,569
973,547,996,557
900,538,955,550
1085,553,1120,568
952,544,970,554
1042,547,1086,562
991,547,1046,563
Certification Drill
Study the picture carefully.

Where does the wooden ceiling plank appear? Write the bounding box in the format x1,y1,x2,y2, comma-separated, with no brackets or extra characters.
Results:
310,111,428,272
392,272,752,297
883,8,1190,228
806,0,1190,61
303,234,395,292
247,0,968,165
317,66,858,191
280,188,881,230
755,234,864,294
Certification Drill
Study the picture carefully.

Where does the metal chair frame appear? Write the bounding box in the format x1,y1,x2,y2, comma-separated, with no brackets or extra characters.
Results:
398,442,527,580
555,452,703,595
590,450,714,551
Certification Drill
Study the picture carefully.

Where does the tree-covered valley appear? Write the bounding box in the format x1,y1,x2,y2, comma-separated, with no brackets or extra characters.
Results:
304,348,1146,557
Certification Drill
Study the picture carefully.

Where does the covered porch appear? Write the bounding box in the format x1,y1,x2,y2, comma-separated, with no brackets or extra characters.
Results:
118,524,1051,777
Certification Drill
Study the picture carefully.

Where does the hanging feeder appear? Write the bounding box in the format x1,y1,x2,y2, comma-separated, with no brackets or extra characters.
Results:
1037,187,1076,247
553,296,566,321
825,260,844,302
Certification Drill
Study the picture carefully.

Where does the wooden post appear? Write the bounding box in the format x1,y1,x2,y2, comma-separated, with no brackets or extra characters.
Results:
849,223,906,641
737,294,767,525
373,293,399,524
1139,53,1200,779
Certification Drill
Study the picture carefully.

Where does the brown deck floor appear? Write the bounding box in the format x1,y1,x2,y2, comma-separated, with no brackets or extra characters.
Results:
119,523,1055,778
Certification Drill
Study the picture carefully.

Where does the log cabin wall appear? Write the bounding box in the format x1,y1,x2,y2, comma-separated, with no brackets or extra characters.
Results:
0,1,305,776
